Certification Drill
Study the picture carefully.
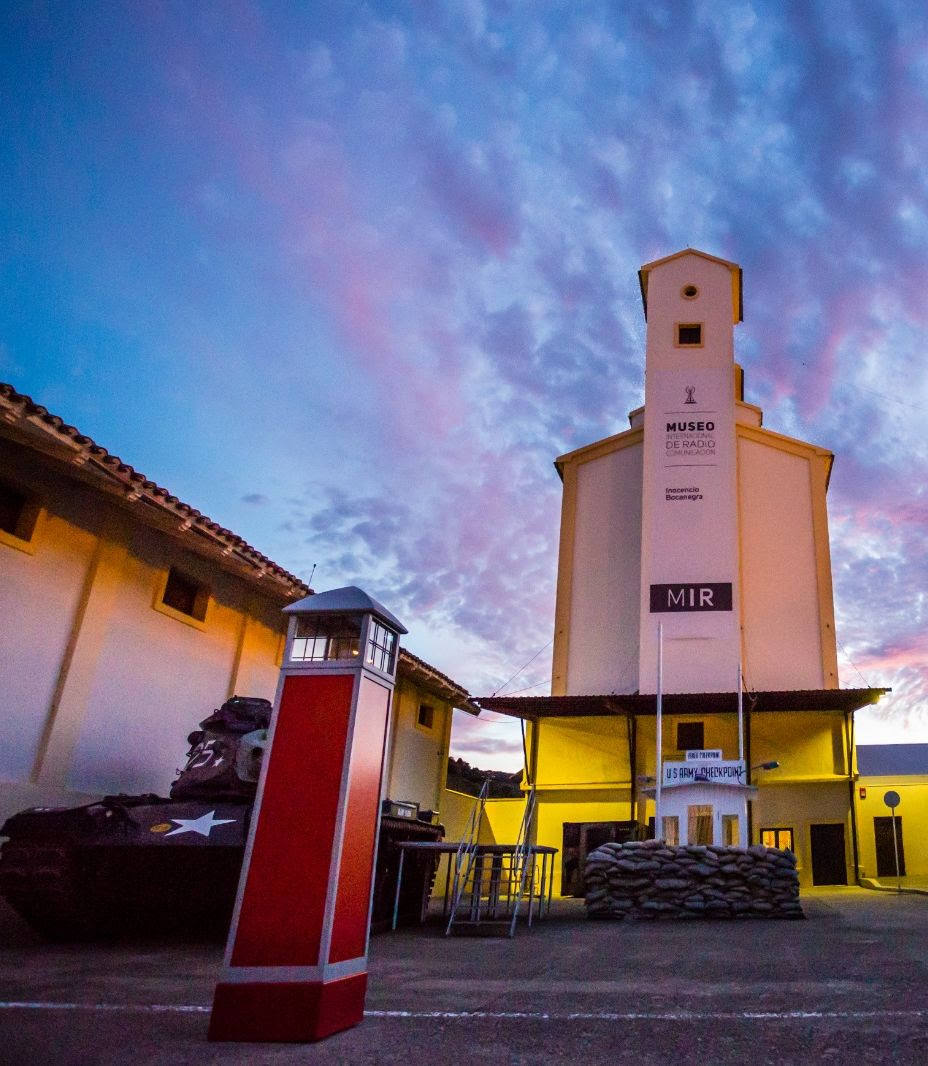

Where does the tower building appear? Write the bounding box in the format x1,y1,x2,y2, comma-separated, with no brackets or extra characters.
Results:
480,249,886,893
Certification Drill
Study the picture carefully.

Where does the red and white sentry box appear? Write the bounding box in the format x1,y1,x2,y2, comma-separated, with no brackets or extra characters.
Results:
209,585,406,1043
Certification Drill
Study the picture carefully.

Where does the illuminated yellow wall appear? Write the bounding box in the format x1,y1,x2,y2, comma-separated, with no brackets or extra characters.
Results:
439,787,480,843
536,791,634,897
856,777,928,879
526,709,856,894
534,717,631,788
751,781,853,887
750,712,847,777
482,797,527,844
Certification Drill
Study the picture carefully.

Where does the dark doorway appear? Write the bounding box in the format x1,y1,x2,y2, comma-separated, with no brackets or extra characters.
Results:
561,821,638,896
810,823,847,885
874,816,906,878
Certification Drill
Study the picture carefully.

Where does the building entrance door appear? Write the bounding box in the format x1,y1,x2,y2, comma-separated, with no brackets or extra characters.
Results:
809,823,847,885
874,816,905,878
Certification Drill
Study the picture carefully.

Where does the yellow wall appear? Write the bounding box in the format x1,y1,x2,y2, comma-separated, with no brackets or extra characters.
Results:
534,716,631,788
526,709,857,893
0,443,289,822
482,797,527,845
751,780,853,887
536,791,635,898
386,678,452,812
856,776,928,879
750,712,847,777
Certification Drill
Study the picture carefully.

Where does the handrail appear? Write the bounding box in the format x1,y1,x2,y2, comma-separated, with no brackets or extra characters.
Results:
445,778,489,935
507,786,537,937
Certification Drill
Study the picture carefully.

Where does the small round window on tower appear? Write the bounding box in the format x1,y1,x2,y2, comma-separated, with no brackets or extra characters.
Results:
681,284,699,299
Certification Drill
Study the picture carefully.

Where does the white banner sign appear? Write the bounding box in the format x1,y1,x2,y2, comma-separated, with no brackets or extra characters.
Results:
685,749,723,762
663,760,745,787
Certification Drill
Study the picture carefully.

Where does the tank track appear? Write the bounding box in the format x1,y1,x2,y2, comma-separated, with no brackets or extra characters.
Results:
0,841,101,941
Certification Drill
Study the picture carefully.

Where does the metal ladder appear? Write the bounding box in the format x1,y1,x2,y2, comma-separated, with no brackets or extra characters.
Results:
445,785,539,937
444,778,488,936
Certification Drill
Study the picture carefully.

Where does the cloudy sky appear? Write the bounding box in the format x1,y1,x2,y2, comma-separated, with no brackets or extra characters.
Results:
3,1,927,768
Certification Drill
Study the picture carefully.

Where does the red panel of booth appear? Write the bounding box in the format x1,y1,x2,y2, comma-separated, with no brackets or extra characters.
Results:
229,672,354,967
328,675,391,964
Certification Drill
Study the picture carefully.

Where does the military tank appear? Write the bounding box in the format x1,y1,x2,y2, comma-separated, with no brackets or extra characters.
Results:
0,696,270,940
0,695,445,940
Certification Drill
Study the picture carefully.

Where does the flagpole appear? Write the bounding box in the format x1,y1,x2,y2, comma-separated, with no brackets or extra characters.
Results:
655,622,663,840
738,658,744,763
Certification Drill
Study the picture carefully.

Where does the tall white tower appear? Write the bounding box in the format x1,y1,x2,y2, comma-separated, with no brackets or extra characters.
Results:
637,250,743,694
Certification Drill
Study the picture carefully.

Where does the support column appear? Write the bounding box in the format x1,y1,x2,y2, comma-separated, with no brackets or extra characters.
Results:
32,509,130,787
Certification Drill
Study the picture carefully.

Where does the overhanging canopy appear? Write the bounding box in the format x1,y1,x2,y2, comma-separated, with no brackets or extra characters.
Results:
474,688,889,721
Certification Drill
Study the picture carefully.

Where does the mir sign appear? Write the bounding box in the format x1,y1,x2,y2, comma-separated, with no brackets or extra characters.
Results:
649,582,733,612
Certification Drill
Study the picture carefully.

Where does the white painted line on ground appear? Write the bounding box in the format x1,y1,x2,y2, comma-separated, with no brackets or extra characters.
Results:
366,1009,928,1021
1,1002,926,1023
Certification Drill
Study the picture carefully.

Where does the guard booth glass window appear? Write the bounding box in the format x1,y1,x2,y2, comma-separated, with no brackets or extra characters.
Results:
761,827,794,852
290,615,361,662
366,620,397,675
687,805,713,845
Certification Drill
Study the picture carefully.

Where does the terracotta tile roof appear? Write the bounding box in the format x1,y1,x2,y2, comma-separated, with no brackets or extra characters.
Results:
0,381,310,598
398,647,478,713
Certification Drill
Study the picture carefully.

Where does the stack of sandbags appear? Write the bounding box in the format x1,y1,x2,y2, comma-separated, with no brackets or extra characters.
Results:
584,840,803,919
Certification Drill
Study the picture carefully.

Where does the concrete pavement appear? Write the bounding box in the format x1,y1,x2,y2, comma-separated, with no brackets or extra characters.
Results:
1,888,927,1064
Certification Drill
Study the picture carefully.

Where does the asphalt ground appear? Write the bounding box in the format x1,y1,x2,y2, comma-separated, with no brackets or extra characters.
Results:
0,887,926,1064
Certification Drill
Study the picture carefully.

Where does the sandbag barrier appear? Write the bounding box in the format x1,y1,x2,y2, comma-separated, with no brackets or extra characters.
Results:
584,840,804,920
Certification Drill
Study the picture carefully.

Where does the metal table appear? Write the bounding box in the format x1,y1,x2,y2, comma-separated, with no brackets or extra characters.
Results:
391,840,557,930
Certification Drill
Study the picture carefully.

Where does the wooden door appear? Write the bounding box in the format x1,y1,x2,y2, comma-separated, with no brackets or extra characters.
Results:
874,816,906,878
810,823,847,885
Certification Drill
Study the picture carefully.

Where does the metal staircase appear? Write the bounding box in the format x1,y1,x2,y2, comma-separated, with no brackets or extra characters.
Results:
445,784,541,937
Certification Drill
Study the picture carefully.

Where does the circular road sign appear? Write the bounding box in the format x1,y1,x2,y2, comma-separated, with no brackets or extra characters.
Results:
884,790,901,809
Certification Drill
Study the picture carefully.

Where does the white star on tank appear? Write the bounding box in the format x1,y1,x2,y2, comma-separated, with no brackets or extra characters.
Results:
164,810,236,838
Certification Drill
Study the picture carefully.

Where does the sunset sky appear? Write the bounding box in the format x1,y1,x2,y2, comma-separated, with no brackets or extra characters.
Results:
3,2,928,768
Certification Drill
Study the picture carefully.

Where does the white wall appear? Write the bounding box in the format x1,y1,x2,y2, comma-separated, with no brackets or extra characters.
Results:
68,524,277,796
739,437,824,690
386,680,448,811
566,442,642,694
0,448,100,781
639,253,742,694
0,444,290,818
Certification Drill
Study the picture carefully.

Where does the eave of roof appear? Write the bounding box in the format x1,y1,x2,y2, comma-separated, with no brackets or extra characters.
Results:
1,381,311,598
475,688,889,720
398,648,478,714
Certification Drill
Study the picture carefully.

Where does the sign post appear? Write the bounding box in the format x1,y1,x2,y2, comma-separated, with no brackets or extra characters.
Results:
655,622,663,839
883,790,902,894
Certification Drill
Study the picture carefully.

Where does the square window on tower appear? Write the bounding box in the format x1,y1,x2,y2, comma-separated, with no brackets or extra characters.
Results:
676,323,702,346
